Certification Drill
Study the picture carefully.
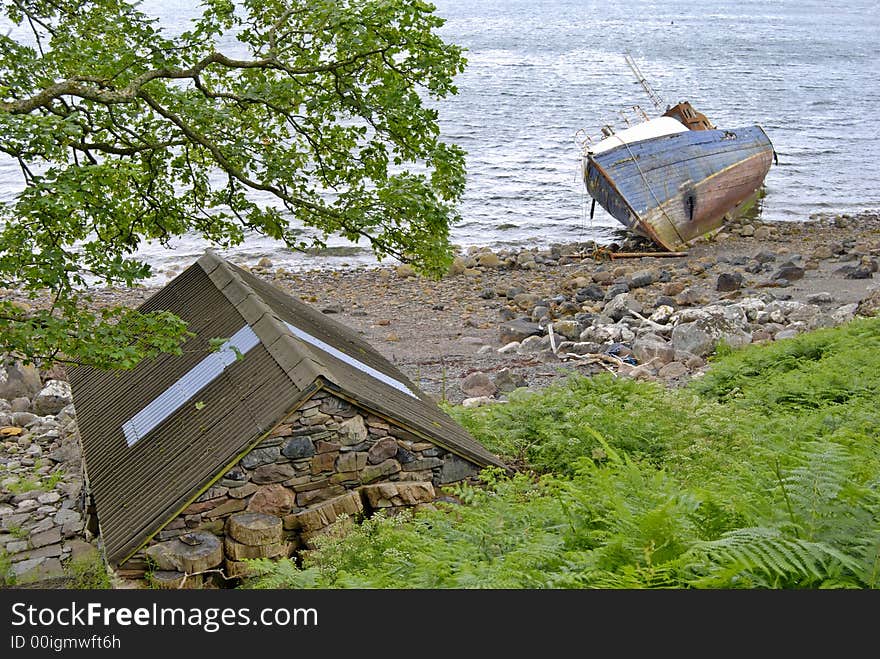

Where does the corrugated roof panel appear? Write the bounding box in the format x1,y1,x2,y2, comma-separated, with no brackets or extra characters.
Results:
120,325,260,446
232,265,415,386
283,321,417,398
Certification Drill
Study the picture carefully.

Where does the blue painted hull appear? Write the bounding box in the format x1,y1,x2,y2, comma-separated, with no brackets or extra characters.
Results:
584,125,774,250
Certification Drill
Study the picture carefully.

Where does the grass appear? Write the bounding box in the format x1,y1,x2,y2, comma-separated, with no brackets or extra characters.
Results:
4,469,65,495
242,317,880,589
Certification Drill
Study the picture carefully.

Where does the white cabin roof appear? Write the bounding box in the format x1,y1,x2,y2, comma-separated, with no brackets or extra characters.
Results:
587,116,688,155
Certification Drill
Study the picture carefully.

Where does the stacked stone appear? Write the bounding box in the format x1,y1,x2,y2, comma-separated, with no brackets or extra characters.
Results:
0,363,93,585
123,389,476,585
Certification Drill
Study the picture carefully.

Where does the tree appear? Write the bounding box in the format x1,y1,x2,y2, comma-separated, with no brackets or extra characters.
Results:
0,0,467,369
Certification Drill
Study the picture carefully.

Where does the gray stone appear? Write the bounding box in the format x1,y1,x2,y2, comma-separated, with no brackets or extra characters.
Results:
530,306,550,323
53,509,81,526
30,527,62,548
0,359,42,400
658,362,689,379
772,264,805,281
281,436,316,459
10,542,63,562
241,446,281,469
336,451,368,472
12,557,64,582
832,303,859,324
603,293,642,322
460,372,497,398
632,333,675,367
494,368,527,393
320,396,355,417
48,443,80,464
499,319,541,344
629,270,655,288
251,463,297,484
195,485,229,503
439,455,481,484
32,380,73,416
367,437,399,464
395,446,416,464
5,540,28,554
11,412,37,427
807,292,834,305
402,457,442,471
773,329,799,340
671,322,717,358
10,397,31,413
716,272,744,292
517,335,549,354
576,285,605,302
338,415,368,446
1,513,31,530
227,482,260,499
361,459,402,484
857,289,880,317
603,283,630,300
552,320,582,341
37,491,61,505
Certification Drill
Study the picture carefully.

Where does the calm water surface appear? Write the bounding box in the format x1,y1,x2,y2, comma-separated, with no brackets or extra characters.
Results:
1,0,877,281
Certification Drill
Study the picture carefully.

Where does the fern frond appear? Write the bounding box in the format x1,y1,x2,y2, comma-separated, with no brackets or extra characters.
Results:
683,527,864,588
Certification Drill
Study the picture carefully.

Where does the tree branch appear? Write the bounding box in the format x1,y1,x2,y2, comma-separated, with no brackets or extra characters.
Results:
1,48,390,114
137,88,408,262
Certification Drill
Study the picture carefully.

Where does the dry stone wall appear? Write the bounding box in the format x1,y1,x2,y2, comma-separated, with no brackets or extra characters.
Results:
123,390,481,587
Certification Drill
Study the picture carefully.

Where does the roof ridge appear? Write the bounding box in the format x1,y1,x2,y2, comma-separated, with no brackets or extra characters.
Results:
197,250,324,390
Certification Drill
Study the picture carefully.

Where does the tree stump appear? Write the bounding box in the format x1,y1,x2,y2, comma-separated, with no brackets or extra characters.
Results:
224,537,290,561
144,531,222,574
225,559,255,580
148,570,204,590
226,512,283,546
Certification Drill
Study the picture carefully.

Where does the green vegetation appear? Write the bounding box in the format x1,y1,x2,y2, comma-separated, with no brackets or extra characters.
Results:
64,551,113,590
245,317,880,589
0,550,13,587
1,0,466,368
5,470,64,495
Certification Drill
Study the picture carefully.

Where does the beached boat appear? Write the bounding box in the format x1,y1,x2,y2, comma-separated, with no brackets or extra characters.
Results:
581,101,775,251
580,58,776,251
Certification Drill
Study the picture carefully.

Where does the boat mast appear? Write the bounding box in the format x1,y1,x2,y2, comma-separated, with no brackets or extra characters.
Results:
624,52,666,112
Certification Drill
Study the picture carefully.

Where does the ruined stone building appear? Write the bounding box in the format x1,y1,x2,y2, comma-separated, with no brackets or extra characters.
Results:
68,251,504,587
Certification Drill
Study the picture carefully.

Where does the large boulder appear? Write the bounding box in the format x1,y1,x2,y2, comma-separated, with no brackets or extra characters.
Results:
857,288,880,317
499,319,541,344
632,333,675,367
603,293,642,322
460,372,497,398
0,358,41,401
32,380,73,416
670,306,752,358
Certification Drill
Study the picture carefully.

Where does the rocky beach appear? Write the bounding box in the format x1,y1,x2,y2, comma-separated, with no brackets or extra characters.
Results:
2,210,880,585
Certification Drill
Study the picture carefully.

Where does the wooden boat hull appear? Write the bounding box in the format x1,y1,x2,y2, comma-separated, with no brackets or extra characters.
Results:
584,125,774,251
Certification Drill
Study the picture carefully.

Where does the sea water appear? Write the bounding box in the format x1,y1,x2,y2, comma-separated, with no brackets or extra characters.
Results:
1,0,877,281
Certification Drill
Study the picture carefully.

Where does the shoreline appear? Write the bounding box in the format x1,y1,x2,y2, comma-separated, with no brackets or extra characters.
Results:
69,210,880,404
2,209,879,585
